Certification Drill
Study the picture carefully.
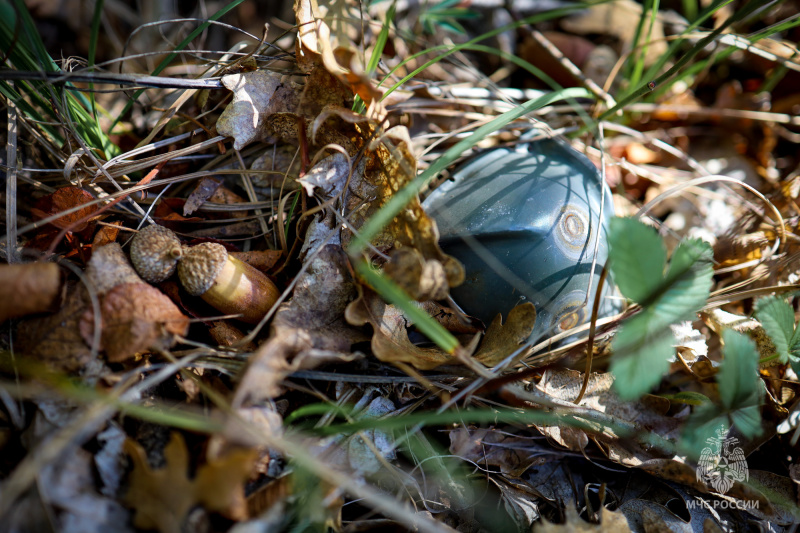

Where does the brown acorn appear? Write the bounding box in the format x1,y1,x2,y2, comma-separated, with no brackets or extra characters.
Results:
130,225,183,283
177,242,280,323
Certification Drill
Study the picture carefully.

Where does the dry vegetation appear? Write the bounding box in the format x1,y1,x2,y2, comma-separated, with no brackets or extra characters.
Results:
2,0,800,531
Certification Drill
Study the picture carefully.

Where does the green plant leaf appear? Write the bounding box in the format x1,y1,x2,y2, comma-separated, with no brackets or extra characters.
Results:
679,402,725,459
609,310,674,400
650,238,714,327
755,296,795,363
730,405,762,439
607,218,666,304
608,219,713,399
718,330,760,411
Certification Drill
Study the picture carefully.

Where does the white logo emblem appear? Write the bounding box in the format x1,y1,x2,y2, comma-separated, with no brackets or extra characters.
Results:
696,425,749,494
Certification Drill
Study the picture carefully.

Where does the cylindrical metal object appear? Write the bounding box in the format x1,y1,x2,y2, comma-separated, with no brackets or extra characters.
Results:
423,137,617,343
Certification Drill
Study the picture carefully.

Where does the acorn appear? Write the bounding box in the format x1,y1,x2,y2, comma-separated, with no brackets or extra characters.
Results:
177,242,280,323
130,224,183,283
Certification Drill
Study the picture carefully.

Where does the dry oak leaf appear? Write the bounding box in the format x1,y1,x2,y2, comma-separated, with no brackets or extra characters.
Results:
343,125,464,296
216,70,283,150
474,303,537,366
345,286,476,370
79,282,189,362
123,433,257,533
0,262,61,322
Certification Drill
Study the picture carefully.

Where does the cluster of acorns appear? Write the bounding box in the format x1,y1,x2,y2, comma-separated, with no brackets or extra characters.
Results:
130,225,279,324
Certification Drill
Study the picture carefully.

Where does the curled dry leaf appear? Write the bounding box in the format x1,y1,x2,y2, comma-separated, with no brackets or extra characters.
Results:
0,262,61,322
79,282,189,362
474,303,537,367
383,248,450,302
216,70,283,150
345,285,473,370
234,243,367,405
123,432,257,533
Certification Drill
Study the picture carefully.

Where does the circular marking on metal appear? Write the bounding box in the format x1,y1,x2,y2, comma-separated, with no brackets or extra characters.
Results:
551,290,588,335
555,205,590,259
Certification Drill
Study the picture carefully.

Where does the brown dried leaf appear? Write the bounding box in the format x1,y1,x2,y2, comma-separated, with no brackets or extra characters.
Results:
344,126,465,297
345,286,471,370
0,262,61,322
449,427,547,476
216,70,284,150
184,176,222,216
473,303,537,366
230,250,283,272
234,244,367,404
91,221,122,248
123,433,257,533
79,282,189,362
16,284,94,373
535,369,680,465
32,186,98,231
85,242,142,295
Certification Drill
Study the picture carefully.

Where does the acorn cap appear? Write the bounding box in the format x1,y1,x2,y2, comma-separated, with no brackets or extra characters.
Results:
177,242,228,296
130,225,183,283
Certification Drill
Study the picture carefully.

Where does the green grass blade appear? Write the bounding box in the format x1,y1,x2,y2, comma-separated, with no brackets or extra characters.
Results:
600,0,761,125
88,0,104,122
354,260,459,353
353,0,395,113
379,2,608,100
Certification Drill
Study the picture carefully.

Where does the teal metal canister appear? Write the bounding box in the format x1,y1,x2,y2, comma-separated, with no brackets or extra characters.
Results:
423,137,617,343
